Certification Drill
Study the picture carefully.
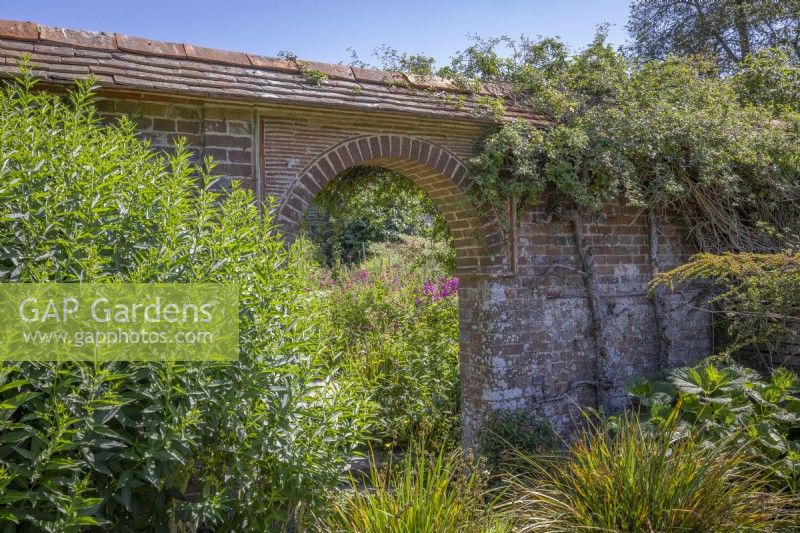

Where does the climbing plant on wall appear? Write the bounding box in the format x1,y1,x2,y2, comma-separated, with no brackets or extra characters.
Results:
342,24,800,405
461,33,800,252
429,29,800,404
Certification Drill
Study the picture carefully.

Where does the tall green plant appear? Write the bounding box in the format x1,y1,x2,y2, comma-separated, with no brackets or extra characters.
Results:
312,258,460,451
0,70,371,530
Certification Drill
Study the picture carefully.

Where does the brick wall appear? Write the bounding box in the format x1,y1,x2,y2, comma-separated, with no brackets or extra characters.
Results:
259,105,485,200
458,203,711,440
96,93,256,191
97,90,713,445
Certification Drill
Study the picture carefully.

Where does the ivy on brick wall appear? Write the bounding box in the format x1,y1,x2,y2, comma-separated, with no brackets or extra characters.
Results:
459,32,800,401
363,29,800,251
457,32,800,254
352,31,799,403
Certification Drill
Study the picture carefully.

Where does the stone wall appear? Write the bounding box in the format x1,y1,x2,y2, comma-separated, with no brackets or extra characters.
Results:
459,203,712,441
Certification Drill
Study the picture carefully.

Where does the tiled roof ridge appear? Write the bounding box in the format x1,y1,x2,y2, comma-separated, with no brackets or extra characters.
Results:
0,19,506,96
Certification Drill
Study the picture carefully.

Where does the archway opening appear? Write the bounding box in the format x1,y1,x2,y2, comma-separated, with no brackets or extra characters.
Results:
299,164,462,450
276,134,505,274
277,134,507,448
303,165,456,272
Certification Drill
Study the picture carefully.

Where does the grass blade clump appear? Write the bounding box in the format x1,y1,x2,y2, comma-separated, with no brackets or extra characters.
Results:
508,408,798,532
326,446,511,533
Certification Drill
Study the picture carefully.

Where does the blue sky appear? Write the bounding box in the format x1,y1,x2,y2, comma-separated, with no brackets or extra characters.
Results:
2,1,631,66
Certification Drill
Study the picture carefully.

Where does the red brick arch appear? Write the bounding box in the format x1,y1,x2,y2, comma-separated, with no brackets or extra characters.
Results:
276,134,505,272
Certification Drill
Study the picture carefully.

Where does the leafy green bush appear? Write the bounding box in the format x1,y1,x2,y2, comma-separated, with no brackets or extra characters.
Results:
508,409,797,532
629,361,800,492
311,255,460,451
325,446,510,533
644,252,800,492
0,71,371,530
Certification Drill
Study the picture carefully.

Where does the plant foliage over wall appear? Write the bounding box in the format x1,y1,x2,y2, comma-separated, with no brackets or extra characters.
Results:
457,32,800,253
652,252,800,362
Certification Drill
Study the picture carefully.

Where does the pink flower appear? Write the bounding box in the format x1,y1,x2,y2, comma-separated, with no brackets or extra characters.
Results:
418,276,459,302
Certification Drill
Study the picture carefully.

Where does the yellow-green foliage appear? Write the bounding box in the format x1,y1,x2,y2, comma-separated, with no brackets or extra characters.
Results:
652,252,800,353
651,252,799,287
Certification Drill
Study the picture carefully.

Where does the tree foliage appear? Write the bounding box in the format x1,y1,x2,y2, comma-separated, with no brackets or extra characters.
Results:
306,166,453,267
369,45,437,75
627,0,800,71
733,47,800,112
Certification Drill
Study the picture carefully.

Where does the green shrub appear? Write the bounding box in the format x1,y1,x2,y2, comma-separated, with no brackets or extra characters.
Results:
508,409,798,532
312,257,461,451
0,71,371,530
325,446,510,533
629,361,800,492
